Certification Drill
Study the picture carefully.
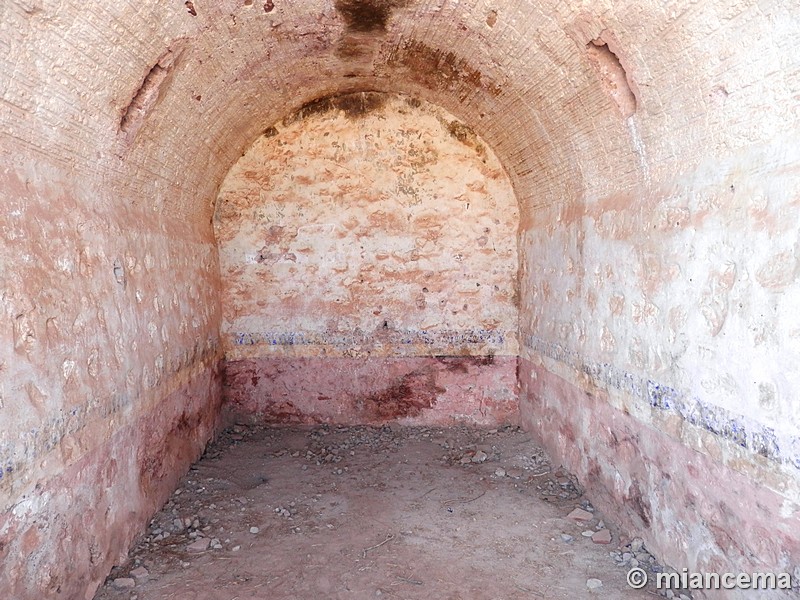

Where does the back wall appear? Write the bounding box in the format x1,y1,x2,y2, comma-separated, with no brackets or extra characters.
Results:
215,93,520,426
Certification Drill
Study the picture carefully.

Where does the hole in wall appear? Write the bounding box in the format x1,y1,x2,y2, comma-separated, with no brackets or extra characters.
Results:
585,36,637,118
119,44,185,143
113,259,126,287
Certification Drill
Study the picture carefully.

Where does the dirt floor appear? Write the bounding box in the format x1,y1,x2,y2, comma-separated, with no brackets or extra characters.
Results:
94,424,671,599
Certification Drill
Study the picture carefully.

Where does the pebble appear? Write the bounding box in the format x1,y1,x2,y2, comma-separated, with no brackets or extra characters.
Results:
494,468,506,477
614,537,669,576
249,526,260,534
591,529,612,544
586,578,603,590
187,537,210,552
581,530,595,537
566,508,594,522
471,450,488,463
130,567,149,582
506,467,523,478
560,533,574,543
210,538,223,549
112,578,136,589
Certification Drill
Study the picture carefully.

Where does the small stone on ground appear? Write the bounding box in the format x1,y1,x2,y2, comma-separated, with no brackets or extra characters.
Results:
567,507,594,522
592,529,612,544
587,578,603,590
186,537,210,552
111,578,135,589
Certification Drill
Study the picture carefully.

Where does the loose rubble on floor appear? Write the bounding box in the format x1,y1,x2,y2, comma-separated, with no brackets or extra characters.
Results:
95,424,692,599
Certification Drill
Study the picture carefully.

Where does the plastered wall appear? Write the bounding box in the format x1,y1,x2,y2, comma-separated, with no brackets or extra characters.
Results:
517,6,800,592
519,140,800,592
0,160,223,598
1,4,227,593
216,93,520,425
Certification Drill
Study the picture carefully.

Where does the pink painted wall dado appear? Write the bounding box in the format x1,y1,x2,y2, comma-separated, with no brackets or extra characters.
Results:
215,93,519,426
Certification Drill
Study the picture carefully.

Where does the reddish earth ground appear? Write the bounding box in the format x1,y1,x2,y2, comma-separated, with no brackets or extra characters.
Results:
94,424,664,599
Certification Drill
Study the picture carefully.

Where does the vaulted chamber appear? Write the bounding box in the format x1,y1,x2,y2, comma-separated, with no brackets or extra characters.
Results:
1,1,799,598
